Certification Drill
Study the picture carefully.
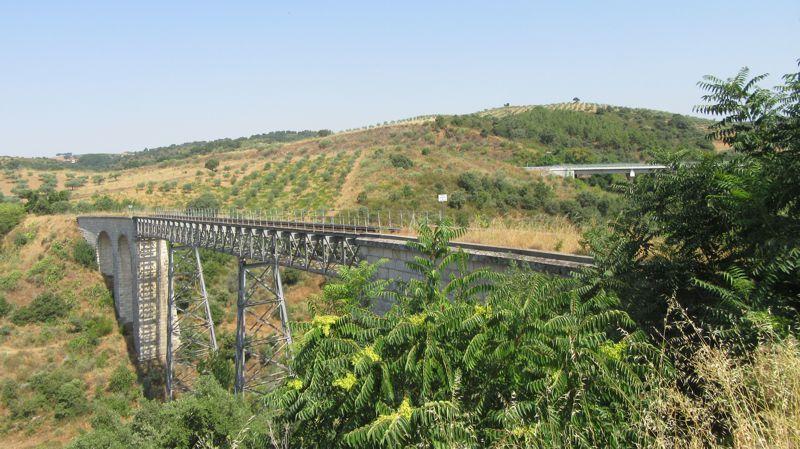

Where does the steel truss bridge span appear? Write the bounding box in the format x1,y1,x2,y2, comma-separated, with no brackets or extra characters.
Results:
137,215,363,276
78,213,592,399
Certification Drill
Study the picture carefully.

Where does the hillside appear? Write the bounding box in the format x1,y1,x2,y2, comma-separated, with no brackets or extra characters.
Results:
1,130,326,172
452,103,715,164
0,104,716,253
0,216,138,448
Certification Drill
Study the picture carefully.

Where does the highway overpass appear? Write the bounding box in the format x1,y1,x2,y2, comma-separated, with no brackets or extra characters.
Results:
525,163,667,178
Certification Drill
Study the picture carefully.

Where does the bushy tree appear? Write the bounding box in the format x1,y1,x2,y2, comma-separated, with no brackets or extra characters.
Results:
68,377,270,449
20,188,71,214
388,154,414,169
0,202,25,236
186,192,220,212
73,239,97,269
266,221,654,448
588,64,800,341
204,158,220,172
11,292,70,324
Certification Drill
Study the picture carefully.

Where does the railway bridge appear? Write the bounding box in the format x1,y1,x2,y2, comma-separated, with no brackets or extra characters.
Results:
77,212,591,397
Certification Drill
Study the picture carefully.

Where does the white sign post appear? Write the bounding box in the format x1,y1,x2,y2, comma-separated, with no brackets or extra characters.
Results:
437,194,447,220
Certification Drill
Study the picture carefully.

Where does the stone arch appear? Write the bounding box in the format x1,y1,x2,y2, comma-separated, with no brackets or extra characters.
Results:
97,231,114,280
116,234,135,327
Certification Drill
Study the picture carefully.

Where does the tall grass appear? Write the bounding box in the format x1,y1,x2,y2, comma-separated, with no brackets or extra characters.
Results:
457,216,584,253
640,304,800,448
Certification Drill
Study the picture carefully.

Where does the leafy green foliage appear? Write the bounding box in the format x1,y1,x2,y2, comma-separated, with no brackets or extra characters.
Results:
73,239,97,269
587,64,800,340
265,221,653,448
25,369,90,419
309,260,390,314
68,377,272,449
0,202,25,236
448,105,713,163
0,295,10,318
389,153,414,169
17,187,71,214
456,170,556,212
11,291,70,325
186,192,221,211
0,270,22,292
68,313,115,351
107,365,137,396
204,158,220,172
55,379,91,419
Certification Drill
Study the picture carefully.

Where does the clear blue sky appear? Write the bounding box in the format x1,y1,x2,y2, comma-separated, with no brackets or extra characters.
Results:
1,1,798,157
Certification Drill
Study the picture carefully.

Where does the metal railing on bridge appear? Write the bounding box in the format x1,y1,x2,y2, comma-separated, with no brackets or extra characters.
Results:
85,206,580,239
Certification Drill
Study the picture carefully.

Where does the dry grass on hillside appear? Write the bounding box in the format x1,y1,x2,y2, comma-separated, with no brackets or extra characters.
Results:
643,338,800,449
0,215,137,449
458,217,585,254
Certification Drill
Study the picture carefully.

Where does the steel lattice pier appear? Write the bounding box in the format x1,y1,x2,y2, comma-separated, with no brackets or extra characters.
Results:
166,245,217,399
234,260,293,395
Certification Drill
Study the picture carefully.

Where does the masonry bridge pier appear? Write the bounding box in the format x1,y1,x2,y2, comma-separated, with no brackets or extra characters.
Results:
77,213,591,398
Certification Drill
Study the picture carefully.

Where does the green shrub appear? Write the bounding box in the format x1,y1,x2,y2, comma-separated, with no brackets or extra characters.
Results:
0,202,25,236
209,299,224,326
68,313,114,351
55,379,90,419
107,365,136,395
12,230,33,246
0,295,10,318
0,270,22,291
95,392,134,418
73,239,97,269
90,404,123,430
389,153,414,169
0,379,18,407
11,291,70,324
282,268,303,286
30,369,74,399
448,190,466,209
9,395,45,419
27,256,66,286
205,158,220,172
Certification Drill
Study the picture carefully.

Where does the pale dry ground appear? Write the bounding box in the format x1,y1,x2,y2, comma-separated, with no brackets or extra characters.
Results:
713,139,732,153
0,215,136,449
333,150,368,210
478,102,605,118
387,216,585,254
458,219,585,254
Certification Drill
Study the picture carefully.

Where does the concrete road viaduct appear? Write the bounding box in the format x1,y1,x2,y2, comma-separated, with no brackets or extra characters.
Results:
77,213,592,397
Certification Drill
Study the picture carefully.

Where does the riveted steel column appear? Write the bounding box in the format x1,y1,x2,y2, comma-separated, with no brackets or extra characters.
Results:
234,258,247,395
166,244,176,400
